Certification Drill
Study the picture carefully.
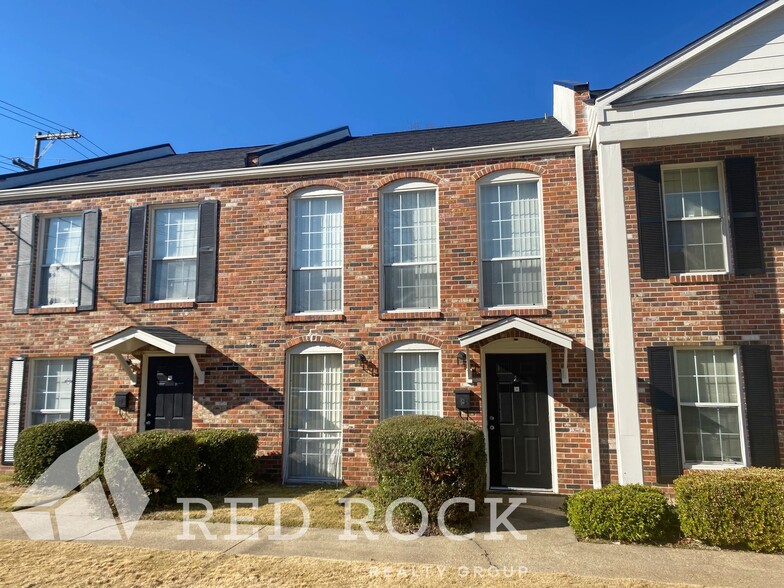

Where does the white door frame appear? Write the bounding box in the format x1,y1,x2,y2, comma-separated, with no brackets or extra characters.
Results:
480,337,559,494
137,352,196,432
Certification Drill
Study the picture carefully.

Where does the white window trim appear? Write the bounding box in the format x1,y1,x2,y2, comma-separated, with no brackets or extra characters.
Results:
674,347,749,469
379,180,440,313
661,161,732,277
26,358,73,427
146,203,200,303
283,343,343,484
476,170,547,310
287,187,344,316
379,340,443,419
34,214,83,309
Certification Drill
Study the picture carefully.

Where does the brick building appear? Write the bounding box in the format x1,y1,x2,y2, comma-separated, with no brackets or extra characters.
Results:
0,0,782,492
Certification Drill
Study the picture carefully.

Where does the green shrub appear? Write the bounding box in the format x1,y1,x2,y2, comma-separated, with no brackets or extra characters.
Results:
565,484,679,544
675,468,784,553
368,415,486,528
116,429,197,505
14,420,98,485
194,429,258,494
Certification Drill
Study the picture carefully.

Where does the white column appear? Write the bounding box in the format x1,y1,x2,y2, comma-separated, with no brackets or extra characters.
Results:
597,142,644,484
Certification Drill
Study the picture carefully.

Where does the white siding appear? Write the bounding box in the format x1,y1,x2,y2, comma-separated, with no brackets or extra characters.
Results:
627,6,784,100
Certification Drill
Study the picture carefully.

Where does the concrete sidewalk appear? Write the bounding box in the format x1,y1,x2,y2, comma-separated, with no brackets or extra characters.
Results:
0,499,780,588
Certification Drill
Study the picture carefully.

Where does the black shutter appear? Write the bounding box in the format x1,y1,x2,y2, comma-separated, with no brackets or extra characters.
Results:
124,206,147,303
13,214,36,314
2,357,26,464
77,209,100,311
648,346,682,483
635,165,668,279
70,356,92,422
726,158,765,275
741,345,779,467
196,200,219,303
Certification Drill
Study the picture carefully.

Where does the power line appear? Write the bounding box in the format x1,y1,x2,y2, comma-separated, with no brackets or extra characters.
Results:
60,139,91,160
0,98,69,130
0,154,15,161
0,163,18,173
74,138,100,158
80,135,109,155
0,105,53,132
0,110,45,131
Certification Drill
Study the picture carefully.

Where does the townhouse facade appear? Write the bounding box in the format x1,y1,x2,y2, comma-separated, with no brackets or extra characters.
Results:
0,0,782,492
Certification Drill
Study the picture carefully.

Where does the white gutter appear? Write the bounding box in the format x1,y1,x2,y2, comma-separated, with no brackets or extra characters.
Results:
575,144,603,489
0,135,589,200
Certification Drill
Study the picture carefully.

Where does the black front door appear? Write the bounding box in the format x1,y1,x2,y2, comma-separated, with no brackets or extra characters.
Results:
486,353,552,489
145,356,193,430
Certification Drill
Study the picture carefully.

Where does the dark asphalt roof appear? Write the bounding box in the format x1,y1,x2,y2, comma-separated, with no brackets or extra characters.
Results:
92,326,206,348
27,117,571,188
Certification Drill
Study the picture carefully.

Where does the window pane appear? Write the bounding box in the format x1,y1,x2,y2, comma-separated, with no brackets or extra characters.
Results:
287,353,342,481
151,259,197,301
482,259,542,307
663,167,727,274
382,351,440,418
384,264,437,310
153,208,198,259
31,359,73,423
39,216,83,306
292,268,342,313
292,196,342,312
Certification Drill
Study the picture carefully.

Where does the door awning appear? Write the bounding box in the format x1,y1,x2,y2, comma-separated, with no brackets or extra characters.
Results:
92,326,208,385
457,315,573,349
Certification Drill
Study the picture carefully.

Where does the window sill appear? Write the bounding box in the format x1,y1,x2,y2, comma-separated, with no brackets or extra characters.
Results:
29,306,78,315
683,462,745,471
285,313,345,323
480,308,549,318
380,311,443,321
142,301,197,310
669,274,734,285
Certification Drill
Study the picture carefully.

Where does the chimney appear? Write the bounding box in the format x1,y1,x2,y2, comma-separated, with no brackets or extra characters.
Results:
552,81,590,136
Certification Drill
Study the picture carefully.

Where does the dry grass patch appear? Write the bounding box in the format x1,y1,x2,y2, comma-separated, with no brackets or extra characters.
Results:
0,540,698,588
144,482,380,530
0,473,24,511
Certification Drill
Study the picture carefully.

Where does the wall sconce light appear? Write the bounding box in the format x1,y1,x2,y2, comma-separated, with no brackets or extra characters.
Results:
456,351,467,365
356,353,368,366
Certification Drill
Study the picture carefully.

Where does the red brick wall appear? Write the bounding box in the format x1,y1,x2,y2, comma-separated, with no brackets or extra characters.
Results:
622,137,784,485
0,152,598,490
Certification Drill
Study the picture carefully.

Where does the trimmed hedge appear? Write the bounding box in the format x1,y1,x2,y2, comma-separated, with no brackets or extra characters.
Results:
116,429,198,505
14,420,98,485
194,429,258,494
675,468,784,553
368,415,486,527
565,484,679,544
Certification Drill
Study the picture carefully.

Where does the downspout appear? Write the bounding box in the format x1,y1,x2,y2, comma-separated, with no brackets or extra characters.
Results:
575,145,603,489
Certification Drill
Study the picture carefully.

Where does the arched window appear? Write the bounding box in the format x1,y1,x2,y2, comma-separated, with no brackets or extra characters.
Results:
286,343,343,482
477,171,545,309
380,180,439,311
380,341,442,419
289,187,343,314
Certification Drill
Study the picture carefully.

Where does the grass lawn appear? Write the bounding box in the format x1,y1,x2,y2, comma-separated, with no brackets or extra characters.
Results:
0,473,23,511
144,482,379,529
0,540,696,588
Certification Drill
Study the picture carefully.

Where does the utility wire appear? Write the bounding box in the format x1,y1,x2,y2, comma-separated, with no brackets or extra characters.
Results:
0,154,15,161
74,139,100,158
0,98,69,130
0,110,46,131
0,105,53,131
0,163,17,172
61,139,91,159
80,135,109,155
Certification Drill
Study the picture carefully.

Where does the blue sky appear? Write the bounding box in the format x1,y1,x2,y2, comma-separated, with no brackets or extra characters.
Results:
0,0,761,169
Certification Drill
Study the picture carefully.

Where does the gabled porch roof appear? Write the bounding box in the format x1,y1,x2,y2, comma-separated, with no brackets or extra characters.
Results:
457,316,573,349
92,326,207,355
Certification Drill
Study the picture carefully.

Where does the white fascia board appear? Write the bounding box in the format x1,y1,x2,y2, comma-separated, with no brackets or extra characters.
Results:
0,135,589,201
597,103,784,146
93,329,206,355
596,0,784,106
458,317,573,349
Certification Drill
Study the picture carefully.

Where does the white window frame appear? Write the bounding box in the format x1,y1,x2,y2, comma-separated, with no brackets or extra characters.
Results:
26,358,73,426
147,203,200,303
674,347,749,470
379,341,443,419
379,180,440,312
34,214,84,308
288,187,344,315
283,343,343,483
661,162,732,276
477,170,547,310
